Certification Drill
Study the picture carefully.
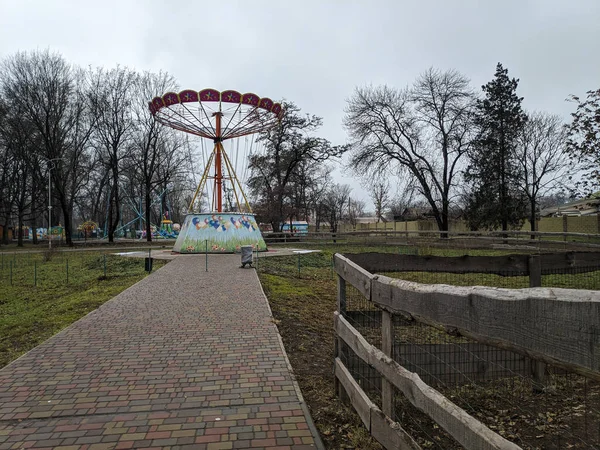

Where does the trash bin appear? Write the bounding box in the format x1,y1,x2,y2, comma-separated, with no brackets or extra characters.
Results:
241,245,253,268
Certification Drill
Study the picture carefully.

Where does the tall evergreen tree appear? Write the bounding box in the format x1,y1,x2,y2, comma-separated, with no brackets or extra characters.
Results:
465,63,528,231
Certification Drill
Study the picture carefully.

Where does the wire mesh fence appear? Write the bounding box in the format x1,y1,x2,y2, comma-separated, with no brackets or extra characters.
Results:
0,249,167,370
393,320,600,449
347,250,600,291
341,283,382,401
0,249,161,289
380,269,600,290
253,243,600,447
337,251,600,449
341,284,600,449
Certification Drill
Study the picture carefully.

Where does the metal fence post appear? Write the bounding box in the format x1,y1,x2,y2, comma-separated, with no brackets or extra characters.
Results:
205,240,208,272
10,260,13,286
34,261,37,287
66,259,69,284
297,254,301,278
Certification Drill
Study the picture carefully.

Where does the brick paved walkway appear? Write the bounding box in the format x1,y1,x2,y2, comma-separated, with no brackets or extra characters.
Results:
0,255,322,449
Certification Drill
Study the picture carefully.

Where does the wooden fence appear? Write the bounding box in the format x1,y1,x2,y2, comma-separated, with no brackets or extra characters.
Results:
333,253,600,449
344,251,600,279
336,216,600,235
263,229,600,248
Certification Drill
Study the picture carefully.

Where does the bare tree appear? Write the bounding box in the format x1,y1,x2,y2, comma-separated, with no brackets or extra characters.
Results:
387,172,418,220
370,178,390,222
89,66,137,242
1,50,95,245
322,183,351,232
0,129,18,244
288,159,318,223
566,89,600,194
131,71,188,242
0,109,38,246
517,111,571,233
248,102,338,232
344,69,475,235
347,197,366,230
306,164,332,231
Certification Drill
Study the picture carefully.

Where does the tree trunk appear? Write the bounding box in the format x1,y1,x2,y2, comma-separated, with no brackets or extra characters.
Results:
55,192,74,246
108,195,115,243
1,222,8,245
440,213,449,239
31,216,38,245
530,198,537,240
108,165,121,243
17,214,24,247
145,187,152,242
62,206,73,247
31,190,38,245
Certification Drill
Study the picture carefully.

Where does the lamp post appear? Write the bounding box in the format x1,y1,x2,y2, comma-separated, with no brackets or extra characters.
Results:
48,163,52,250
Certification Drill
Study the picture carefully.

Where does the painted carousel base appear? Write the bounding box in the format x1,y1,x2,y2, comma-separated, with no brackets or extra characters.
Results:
173,213,267,253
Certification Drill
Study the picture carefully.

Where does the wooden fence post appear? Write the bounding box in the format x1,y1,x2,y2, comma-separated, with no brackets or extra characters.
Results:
381,310,394,417
528,254,546,391
528,255,541,288
336,273,349,402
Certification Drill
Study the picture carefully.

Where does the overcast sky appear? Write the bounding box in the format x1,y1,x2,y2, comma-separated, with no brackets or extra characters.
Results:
1,0,599,210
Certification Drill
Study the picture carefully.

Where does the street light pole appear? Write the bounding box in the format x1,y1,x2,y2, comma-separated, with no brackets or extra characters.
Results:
43,157,63,250
48,165,52,250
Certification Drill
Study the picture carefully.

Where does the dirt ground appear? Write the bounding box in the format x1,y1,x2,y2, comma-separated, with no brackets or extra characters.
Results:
259,272,382,449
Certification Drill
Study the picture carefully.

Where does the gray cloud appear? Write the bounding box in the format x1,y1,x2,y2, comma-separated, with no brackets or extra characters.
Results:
1,0,598,207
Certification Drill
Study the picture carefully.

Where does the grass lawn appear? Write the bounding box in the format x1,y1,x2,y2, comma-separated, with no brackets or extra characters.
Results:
0,250,167,368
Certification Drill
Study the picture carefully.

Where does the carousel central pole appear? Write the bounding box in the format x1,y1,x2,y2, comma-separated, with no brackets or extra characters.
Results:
214,112,223,212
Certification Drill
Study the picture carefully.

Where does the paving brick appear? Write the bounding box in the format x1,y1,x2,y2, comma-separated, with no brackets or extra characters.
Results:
0,255,319,449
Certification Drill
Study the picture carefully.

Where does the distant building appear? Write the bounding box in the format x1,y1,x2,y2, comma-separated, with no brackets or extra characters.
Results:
399,207,435,221
355,216,380,224
540,194,600,217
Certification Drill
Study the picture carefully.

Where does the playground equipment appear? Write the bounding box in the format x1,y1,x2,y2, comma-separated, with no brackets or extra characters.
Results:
99,186,181,240
149,88,283,253
158,211,177,238
78,221,98,240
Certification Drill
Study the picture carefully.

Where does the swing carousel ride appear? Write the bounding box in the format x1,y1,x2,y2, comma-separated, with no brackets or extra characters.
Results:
149,88,283,253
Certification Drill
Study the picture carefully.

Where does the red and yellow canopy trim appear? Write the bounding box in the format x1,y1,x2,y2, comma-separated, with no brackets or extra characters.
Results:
149,89,284,119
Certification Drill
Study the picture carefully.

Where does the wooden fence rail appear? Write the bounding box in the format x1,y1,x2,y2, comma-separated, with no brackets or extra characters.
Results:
263,229,600,245
333,253,600,449
343,251,600,276
335,313,519,450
